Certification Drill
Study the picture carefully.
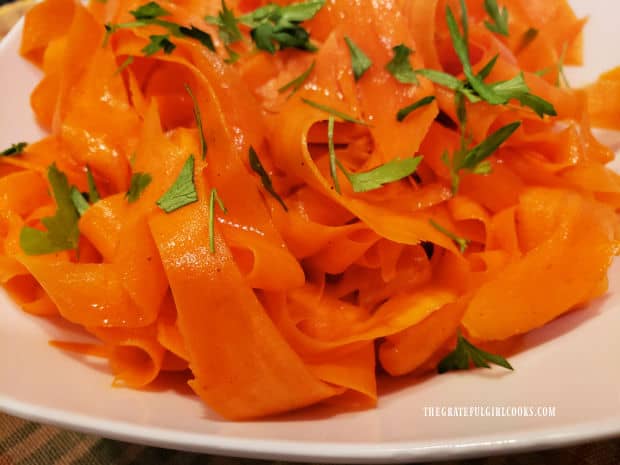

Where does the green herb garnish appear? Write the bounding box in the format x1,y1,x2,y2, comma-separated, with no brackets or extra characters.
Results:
438,330,513,373
126,172,152,203
208,188,228,253
301,98,367,125
396,95,436,122
157,155,197,213
20,164,80,255
516,28,538,54
327,116,340,194
70,188,90,217
443,121,520,193
211,0,325,54
114,56,134,75
483,0,509,36
1,142,27,156
206,0,242,44
429,219,469,253
104,2,215,53
278,61,315,96
86,166,100,203
344,36,372,81
184,84,207,159
338,157,423,193
248,146,288,211
385,44,418,85
142,34,176,56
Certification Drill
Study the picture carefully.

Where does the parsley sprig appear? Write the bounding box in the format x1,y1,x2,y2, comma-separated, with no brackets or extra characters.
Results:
20,164,80,255
249,147,288,211
438,330,513,373
385,44,418,85
1,142,27,156
429,219,469,253
157,155,198,213
414,0,555,118
442,121,520,193
207,0,325,54
483,0,509,37
209,188,228,253
104,2,215,55
345,36,372,81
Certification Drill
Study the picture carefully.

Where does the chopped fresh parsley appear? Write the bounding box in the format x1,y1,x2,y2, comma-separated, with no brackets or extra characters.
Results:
184,84,207,160
209,188,228,253
556,42,570,88
443,121,520,193
438,330,513,373
205,0,242,45
516,28,538,54
104,2,215,54
414,2,555,118
1,142,27,156
396,95,436,122
20,164,80,255
126,172,152,203
344,36,372,81
429,219,469,253
483,0,509,36
207,0,325,57
157,155,198,213
86,166,100,204
301,98,368,125
142,34,176,56
327,116,340,193
70,188,90,217
248,146,288,211
114,56,134,75
338,157,423,193
278,61,315,96
385,44,418,85
130,1,168,20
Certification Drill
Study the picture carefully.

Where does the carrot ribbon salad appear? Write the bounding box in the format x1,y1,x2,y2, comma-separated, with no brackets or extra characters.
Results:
2,0,619,419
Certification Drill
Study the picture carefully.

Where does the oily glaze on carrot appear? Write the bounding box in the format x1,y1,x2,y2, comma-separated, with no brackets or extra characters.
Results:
2,0,619,420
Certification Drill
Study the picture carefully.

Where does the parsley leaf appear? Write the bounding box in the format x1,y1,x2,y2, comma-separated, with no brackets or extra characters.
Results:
385,44,418,85
1,142,27,156
516,28,538,54
429,219,469,253
327,116,340,194
157,155,198,213
20,164,80,255
483,0,509,36
104,2,215,53
278,61,315,96
338,157,423,193
344,36,372,81
114,56,134,76
444,121,520,193
205,0,242,44
126,172,152,203
248,146,288,211
516,93,557,118
301,98,368,125
184,84,207,160
438,330,513,373
130,1,169,20
70,187,90,217
86,166,100,203
396,95,436,122
142,34,176,56
179,26,216,51
556,42,570,88
209,188,228,253
237,0,325,53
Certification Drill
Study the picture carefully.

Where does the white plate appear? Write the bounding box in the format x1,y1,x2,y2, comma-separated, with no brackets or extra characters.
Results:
1,1,620,463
